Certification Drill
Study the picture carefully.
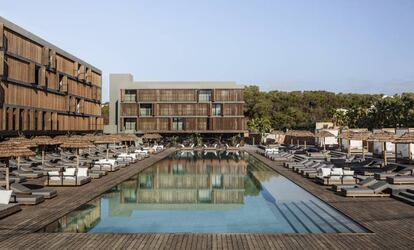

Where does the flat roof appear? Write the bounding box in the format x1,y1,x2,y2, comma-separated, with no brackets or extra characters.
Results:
110,74,244,89
0,16,101,73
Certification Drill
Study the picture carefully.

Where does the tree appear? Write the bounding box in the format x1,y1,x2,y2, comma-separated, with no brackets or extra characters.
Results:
247,117,272,143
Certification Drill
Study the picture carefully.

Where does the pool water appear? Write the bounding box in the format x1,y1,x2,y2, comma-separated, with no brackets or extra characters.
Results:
42,151,367,233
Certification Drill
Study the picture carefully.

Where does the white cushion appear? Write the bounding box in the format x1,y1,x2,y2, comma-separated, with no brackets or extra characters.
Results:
48,171,60,176
77,168,88,177
343,170,354,176
0,190,12,205
64,168,76,176
320,168,331,177
331,168,343,176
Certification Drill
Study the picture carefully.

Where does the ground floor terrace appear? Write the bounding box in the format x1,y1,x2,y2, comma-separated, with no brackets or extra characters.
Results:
0,147,413,249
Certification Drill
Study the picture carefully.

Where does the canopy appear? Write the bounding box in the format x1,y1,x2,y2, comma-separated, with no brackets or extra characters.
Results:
314,130,335,138
367,131,397,142
393,132,414,144
143,133,162,140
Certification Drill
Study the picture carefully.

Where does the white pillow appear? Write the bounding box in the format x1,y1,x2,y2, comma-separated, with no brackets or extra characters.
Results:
64,168,76,176
0,190,12,205
331,168,343,176
49,171,60,176
343,170,354,176
320,168,331,177
77,168,88,177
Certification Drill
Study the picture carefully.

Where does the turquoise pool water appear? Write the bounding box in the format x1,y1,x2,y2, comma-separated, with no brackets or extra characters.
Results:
42,151,367,233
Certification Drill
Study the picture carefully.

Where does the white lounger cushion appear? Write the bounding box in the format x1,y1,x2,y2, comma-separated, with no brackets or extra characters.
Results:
77,168,88,177
331,168,343,176
97,159,116,166
343,170,354,176
0,190,12,205
64,168,76,176
319,168,331,177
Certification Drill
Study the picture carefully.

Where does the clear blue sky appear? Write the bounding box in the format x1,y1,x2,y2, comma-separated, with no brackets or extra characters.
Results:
1,0,414,101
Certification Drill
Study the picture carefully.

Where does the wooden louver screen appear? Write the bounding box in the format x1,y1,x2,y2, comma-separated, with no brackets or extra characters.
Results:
0,23,3,49
0,51,4,76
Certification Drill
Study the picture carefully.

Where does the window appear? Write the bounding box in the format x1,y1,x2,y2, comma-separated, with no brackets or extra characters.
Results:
212,103,222,116
172,117,184,131
198,90,211,102
58,75,64,91
139,104,152,116
124,118,136,131
34,65,40,85
76,98,81,113
34,111,38,130
212,175,222,188
124,89,137,102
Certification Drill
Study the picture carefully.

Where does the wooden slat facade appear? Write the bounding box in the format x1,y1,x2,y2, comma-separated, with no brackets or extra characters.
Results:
0,18,103,136
119,88,245,134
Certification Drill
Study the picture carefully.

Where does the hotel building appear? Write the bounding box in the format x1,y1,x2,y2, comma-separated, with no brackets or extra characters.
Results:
108,74,246,135
0,17,103,137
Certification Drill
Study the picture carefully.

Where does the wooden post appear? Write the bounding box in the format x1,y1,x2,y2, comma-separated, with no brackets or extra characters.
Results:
304,140,307,149
323,137,326,151
362,140,365,159
383,141,387,166
347,139,351,158
290,138,293,145
76,148,80,169
395,143,398,163
408,143,412,164
17,156,20,170
106,144,109,160
297,139,299,147
42,147,45,166
5,159,10,190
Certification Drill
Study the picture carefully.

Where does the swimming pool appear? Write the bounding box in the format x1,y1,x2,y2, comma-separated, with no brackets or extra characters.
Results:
42,151,367,233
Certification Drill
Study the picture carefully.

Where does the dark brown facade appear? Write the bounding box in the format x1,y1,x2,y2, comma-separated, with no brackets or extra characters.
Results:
0,17,103,137
119,88,245,134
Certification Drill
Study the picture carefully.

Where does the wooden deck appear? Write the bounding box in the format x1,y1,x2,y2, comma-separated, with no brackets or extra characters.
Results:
0,146,413,249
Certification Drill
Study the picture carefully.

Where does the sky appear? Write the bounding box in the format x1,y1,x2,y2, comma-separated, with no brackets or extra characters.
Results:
1,0,414,102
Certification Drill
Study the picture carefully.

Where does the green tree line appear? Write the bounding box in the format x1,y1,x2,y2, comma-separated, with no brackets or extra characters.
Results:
244,86,414,131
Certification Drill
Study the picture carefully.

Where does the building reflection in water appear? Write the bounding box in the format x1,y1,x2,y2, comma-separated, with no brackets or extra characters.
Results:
41,199,101,233
43,150,257,232
120,151,247,205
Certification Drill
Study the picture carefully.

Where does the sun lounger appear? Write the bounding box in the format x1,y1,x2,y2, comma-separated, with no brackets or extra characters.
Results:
12,168,43,179
0,190,21,218
332,177,377,192
341,181,390,197
386,175,414,185
1,187,45,205
11,183,57,199
45,168,91,186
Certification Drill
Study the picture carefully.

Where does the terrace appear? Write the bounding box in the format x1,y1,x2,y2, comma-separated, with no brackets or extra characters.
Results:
0,133,413,249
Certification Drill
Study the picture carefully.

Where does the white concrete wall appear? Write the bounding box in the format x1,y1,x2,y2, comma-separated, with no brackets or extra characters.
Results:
373,141,395,154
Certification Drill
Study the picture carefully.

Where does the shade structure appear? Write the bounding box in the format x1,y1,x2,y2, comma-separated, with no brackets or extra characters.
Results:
7,137,38,148
92,135,122,160
314,131,335,150
338,130,372,158
143,133,162,140
314,131,335,138
31,136,63,166
0,142,36,172
60,141,95,168
393,132,414,144
285,130,314,146
0,145,36,158
367,131,397,166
